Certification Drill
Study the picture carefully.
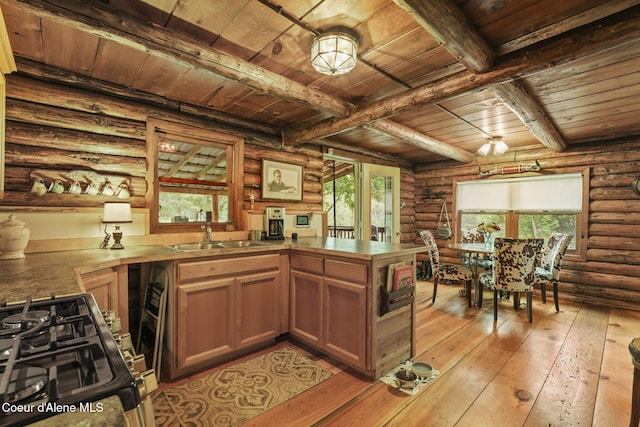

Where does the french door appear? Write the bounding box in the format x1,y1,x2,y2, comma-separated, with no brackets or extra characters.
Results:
358,163,400,243
323,155,400,243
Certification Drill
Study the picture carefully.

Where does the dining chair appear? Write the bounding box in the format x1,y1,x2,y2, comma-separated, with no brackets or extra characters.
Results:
478,238,544,322
420,230,473,307
459,228,493,270
533,233,572,311
460,228,484,243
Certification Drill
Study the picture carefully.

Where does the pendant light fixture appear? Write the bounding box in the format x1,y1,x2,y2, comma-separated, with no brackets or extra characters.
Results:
478,137,508,156
310,27,359,76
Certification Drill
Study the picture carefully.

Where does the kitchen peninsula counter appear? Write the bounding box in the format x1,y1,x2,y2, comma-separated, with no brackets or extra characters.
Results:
0,237,427,303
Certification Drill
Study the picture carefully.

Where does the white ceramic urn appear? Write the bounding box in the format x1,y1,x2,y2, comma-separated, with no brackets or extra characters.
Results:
0,214,31,259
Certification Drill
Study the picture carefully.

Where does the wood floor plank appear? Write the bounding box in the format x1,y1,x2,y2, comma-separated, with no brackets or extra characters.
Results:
524,305,610,426
384,301,533,425
593,308,640,426
456,300,577,426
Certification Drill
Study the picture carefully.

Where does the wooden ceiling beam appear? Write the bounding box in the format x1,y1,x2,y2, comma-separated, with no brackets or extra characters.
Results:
283,9,639,147
392,0,494,73
365,121,474,163
4,0,475,163
2,0,351,117
490,81,567,152
318,139,414,168
394,0,567,152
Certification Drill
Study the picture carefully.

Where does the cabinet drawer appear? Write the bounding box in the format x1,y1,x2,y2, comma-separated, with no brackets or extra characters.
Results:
178,254,280,282
325,259,368,284
290,253,323,275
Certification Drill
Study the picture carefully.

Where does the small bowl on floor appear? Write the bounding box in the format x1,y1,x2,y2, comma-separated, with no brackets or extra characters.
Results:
394,369,418,389
411,362,433,378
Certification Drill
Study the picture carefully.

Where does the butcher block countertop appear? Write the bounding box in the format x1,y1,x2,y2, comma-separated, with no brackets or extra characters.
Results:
0,237,428,303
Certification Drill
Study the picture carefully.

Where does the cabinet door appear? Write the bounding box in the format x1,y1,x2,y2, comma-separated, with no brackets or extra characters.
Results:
323,277,367,370
236,270,279,349
81,268,118,313
80,266,129,333
80,265,129,333
176,277,235,371
289,269,322,346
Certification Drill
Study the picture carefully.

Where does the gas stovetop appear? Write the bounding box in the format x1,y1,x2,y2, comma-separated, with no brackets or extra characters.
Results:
0,294,138,426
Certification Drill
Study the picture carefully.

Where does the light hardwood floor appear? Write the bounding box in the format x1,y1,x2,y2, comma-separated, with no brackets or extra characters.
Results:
158,279,640,426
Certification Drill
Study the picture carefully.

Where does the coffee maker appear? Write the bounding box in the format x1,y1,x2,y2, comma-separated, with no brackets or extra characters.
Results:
265,206,285,240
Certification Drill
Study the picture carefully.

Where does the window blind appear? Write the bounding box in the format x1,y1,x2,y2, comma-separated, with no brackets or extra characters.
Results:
456,172,583,211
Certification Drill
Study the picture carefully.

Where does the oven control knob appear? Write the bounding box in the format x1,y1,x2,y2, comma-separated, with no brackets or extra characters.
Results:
102,310,115,321
108,318,122,334
115,333,134,353
126,353,148,373
135,369,159,397
101,310,122,333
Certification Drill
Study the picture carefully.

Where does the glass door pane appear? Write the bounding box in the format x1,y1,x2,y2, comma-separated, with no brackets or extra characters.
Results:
361,164,400,243
323,157,356,239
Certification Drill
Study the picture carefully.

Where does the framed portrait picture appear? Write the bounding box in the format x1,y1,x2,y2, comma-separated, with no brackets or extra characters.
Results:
262,159,303,201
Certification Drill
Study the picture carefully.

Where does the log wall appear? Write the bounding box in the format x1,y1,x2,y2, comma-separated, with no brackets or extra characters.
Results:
413,139,640,311
0,73,414,240
0,74,327,218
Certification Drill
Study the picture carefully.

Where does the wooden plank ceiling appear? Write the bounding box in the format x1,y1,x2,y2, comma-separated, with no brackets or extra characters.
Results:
1,0,639,170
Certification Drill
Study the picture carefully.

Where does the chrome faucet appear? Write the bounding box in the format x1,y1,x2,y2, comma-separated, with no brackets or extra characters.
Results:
202,222,212,241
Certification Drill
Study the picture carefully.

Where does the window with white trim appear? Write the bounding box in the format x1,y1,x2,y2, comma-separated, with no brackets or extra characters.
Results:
455,171,587,254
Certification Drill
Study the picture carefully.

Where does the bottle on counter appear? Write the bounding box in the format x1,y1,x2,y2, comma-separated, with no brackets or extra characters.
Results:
0,214,31,259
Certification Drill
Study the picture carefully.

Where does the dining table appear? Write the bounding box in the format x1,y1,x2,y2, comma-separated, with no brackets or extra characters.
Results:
446,242,493,307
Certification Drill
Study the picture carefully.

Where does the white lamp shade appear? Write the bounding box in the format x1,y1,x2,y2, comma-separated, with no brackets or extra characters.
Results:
494,139,509,154
103,202,132,223
478,138,508,156
311,31,358,76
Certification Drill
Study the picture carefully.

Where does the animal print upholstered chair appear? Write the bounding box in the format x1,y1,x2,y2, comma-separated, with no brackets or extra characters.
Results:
458,228,493,270
533,233,572,311
420,230,473,307
478,238,544,322
460,228,484,243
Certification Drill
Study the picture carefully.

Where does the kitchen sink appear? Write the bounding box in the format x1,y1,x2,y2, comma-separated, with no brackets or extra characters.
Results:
169,240,268,251
169,241,225,251
219,240,269,248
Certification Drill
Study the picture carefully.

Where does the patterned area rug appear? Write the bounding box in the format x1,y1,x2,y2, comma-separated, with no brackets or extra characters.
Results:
152,347,332,426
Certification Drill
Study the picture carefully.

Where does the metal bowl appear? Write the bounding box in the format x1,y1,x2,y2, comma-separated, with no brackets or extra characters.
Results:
394,369,418,389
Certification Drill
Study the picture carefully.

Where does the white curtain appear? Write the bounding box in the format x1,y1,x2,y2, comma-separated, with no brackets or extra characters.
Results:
456,172,583,211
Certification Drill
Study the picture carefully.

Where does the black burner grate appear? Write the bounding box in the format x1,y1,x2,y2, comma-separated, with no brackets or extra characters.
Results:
0,294,139,426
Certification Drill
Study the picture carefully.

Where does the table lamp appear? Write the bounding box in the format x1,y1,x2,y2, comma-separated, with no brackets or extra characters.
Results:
102,202,132,249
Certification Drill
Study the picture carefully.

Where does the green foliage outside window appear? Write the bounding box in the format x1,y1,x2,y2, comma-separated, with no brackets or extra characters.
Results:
323,172,387,227
324,173,355,226
518,213,576,249
159,192,228,223
460,213,506,238
460,212,576,250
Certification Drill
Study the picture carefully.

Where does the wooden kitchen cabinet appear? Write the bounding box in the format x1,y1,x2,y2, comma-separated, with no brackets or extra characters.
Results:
79,265,128,333
236,270,280,349
290,253,369,371
323,259,367,369
290,250,418,379
175,276,235,370
290,252,323,346
168,253,282,378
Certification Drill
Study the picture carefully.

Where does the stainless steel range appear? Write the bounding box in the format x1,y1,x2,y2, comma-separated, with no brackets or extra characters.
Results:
0,294,156,426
